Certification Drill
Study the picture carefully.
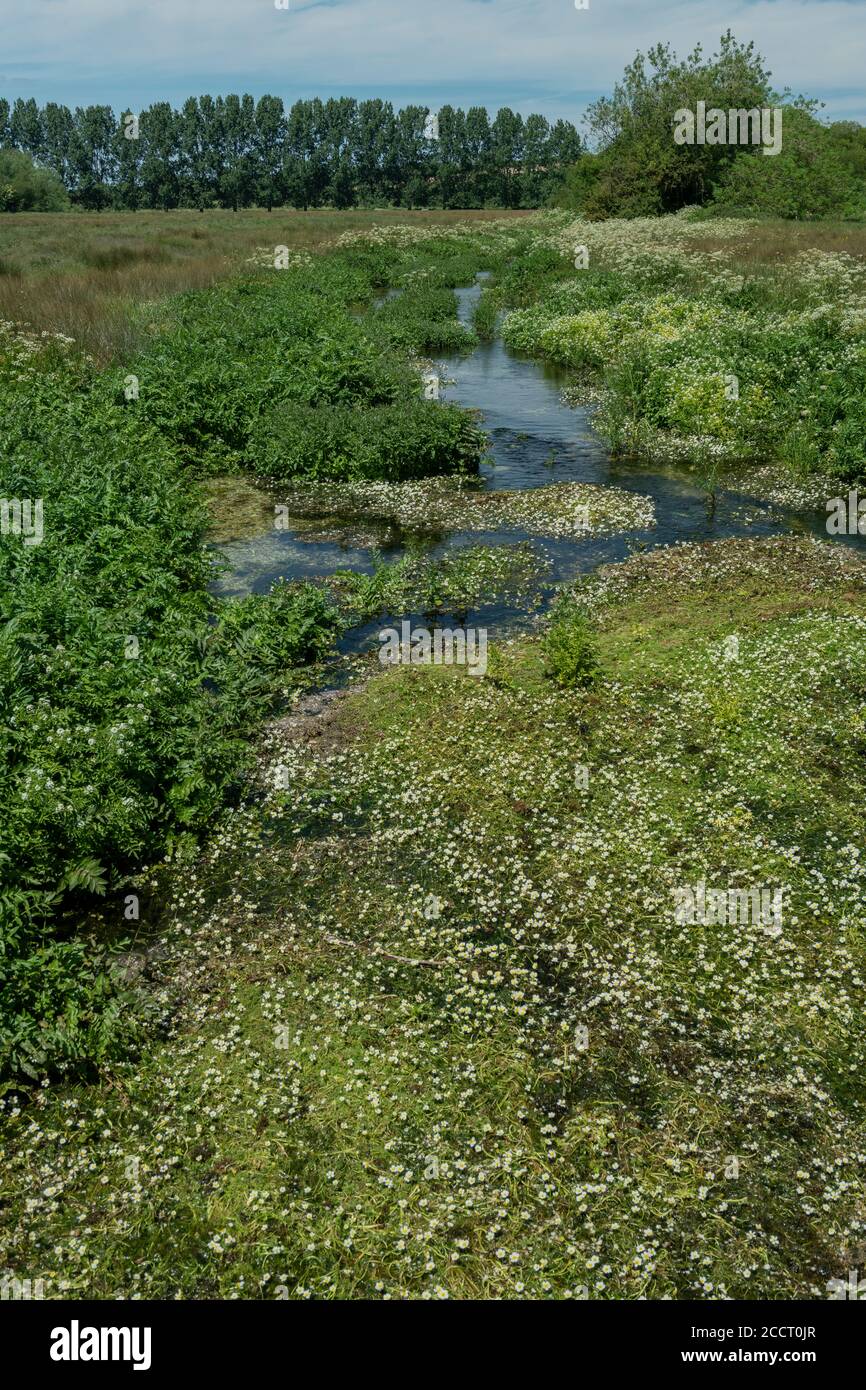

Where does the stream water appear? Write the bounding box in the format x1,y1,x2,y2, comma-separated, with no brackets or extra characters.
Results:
214,276,866,656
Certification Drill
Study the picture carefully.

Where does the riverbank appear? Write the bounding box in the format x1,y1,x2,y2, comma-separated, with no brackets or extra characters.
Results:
501,211,866,486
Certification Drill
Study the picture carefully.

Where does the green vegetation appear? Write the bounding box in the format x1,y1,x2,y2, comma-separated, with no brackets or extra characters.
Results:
369,280,478,354
0,149,68,212
709,108,866,220
0,207,523,362
119,256,483,476
500,212,866,479
471,288,498,340
552,33,866,222
3,186,866,1303
3,537,865,1299
0,95,579,212
0,317,347,1079
254,399,483,483
327,543,547,621
0,221,526,1083
543,596,601,687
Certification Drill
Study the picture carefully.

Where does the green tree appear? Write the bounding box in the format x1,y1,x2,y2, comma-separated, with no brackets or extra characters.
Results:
176,98,211,210
490,108,524,207
139,102,179,209
217,94,257,210
582,32,778,216
42,103,76,190
254,95,286,211
10,98,43,162
70,105,115,209
712,106,866,219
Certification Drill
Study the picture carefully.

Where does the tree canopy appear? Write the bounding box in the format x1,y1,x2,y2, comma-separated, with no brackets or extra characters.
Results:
0,95,582,211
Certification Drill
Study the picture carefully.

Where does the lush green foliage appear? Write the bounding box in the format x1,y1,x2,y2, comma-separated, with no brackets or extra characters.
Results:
0,223,512,1082
122,248,487,478
0,95,580,211
710,109,866,219
0,148,69,212
543,596,601,687
0,319,345,1080
503,214,866,478
328,543,544,620
565,34,777,218
471,289,498,340
253,398,484,482
370,283,478,354
551,33,866,223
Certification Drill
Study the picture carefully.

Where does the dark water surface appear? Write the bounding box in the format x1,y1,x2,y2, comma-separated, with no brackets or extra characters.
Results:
214,277,866,652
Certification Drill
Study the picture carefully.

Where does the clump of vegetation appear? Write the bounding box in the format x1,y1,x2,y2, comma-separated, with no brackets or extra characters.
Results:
271,474,654,540
0,314,348,1083
551,32,866,222
369,280,477,354
328,543,547,620
543,596,601,687
253,398,485,482
709,107,866,220
0,149,69,211
471,289,498,340
119,247,488,479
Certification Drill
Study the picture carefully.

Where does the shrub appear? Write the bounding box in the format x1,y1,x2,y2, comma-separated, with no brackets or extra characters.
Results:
710,109,866,220
544,599,601,688
0,150,69,212
472,290,498,340
369,282,477,354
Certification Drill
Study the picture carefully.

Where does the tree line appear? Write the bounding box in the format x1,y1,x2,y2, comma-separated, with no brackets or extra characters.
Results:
0,95,582,211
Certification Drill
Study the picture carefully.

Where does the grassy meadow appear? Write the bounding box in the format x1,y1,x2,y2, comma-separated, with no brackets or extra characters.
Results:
2,205,866,1300
0,208,528,361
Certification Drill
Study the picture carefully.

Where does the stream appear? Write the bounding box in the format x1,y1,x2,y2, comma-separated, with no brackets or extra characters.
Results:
213,276,866,655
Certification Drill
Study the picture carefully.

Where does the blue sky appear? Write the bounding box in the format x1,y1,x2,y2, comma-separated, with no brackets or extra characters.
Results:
3,0,866,128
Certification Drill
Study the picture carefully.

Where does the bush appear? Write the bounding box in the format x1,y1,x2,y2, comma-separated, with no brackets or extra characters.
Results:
472,290,498,340
0,149,69,211
369,282,477,354
710,109,866,220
